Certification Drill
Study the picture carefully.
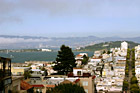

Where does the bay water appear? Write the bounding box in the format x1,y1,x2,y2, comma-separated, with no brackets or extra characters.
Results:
0,51,93,63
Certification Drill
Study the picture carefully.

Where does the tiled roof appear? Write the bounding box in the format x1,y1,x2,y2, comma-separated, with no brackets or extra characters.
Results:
74,79,80,83
32,85,44,87
76,54,83,57
20,81,33,90
73,68,82,69
46,85,55,88
92,75,96,79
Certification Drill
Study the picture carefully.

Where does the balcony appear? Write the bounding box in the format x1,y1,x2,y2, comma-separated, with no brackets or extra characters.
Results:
0,57,12,91
0,57,11,78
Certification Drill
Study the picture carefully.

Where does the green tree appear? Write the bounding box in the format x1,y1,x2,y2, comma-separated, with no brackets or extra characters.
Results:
41,67,45,71
44,70,48,76
132,68,136,76
102,50,106,54
46,83,85,93
82,55,89,65
24,71,31,79
130,84,139,90
53,45,76,75
131,76,138,84
123,81,129,90
125,69,129,76
130,88,140,93
107,50,111,54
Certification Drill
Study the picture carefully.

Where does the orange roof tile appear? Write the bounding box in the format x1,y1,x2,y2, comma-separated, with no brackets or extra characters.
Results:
46,85,55,88
32,85,44,87
74,79,80,83
20,81,33,90
76,54,83,57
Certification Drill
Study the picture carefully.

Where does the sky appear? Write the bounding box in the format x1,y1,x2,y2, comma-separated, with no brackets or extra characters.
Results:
0,0,140,38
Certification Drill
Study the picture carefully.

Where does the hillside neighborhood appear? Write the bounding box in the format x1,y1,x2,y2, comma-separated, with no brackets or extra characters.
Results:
1,41,140,93
1,0,140,92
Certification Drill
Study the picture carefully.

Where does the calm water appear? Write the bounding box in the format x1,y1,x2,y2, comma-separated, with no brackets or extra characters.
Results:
0,51,93,63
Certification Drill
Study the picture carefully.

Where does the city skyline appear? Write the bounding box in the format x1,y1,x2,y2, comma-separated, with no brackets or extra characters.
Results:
0,0,140,38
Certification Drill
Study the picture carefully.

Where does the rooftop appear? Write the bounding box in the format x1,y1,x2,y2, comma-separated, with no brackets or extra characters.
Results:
21,81,33,90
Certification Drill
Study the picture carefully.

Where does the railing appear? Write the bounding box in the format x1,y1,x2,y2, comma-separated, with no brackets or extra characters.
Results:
0,70,11,79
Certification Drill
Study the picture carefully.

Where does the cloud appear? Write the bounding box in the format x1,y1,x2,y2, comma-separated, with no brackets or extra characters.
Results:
0,16,22,24
0,0,21,24
0,0,140,24
0,37,51,44
17,0,140,17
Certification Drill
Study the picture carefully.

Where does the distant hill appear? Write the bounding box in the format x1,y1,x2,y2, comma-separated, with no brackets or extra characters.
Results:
1,35,140,49
78,41,139,51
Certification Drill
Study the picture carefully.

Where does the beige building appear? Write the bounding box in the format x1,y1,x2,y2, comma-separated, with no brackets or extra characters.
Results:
79,76,94,93
11,67,30,75
71,68,95,93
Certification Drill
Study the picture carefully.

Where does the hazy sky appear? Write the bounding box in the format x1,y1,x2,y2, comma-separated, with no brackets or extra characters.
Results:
0,0,140,37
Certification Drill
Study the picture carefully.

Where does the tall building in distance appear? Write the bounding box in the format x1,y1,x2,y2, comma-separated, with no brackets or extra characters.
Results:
121,41,128,50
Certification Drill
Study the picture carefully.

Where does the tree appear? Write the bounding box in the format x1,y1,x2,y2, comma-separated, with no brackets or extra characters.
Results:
44,70,48,76
53,45,76,75
123,81,129,90
107,50,111,54
41,67,45,71
131,76,138,84
132,68,136,75
24,71,31,79
130,88,140,93
46,83,85,93
82,55,89,65
125,69,129,76
130,84,139,90
111,65,114,70
102,50,106,54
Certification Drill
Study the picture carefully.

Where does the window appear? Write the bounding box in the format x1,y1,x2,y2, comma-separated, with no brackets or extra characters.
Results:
77,71,81,75
85,89,88,93
83,81,88,86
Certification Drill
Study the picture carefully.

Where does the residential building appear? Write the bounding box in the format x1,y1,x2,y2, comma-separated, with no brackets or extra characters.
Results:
0,57,12,93
121,41,128,50
0,57,25,93
11,67,30,76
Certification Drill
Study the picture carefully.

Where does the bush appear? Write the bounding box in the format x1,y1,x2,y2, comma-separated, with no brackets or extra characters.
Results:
131,76,138,84
130,88,140,93
130,84,139,90
125,70,129,76
46,83,85,93
132,68,136,76
123,81,129,90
